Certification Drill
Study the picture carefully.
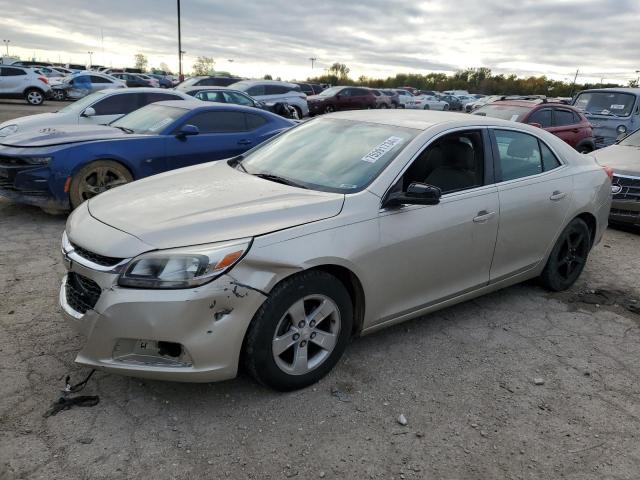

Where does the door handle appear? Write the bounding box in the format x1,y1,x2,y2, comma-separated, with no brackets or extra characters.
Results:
237,139,253,145
549,191,567,201
473,210,495,223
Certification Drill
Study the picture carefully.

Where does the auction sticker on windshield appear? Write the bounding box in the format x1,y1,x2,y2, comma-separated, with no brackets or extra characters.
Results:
361,136,403,163
148,118,174,132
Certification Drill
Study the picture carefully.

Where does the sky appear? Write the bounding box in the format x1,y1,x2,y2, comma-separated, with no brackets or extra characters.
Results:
0,0,638,84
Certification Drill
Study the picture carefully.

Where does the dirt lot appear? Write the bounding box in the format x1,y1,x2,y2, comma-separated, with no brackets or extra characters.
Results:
0,103,639,479
0,99,71,125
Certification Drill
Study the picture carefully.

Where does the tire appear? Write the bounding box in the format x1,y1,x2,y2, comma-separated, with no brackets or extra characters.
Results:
69,160,133,209
243,270,353,391
443,104,449,111
292,106,302,119
423,105,430,110
380,103,388,109
51,89,66,101
324,105,335,114
578,144,593,154
25,88,44,105
540,218,591,291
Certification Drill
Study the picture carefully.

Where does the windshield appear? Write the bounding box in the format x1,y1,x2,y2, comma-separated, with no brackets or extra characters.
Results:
111,104,185,134
57,91,108,114
240,118,418,193
473,104,530,122
318,86,343,97
573,91,635,117
619,128,640,147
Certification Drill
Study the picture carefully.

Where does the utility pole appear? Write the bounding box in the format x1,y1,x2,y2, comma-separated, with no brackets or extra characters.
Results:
177,0,183,82
569,69,579,97
87,51,94,68
2,39,9,56
309,57,317,69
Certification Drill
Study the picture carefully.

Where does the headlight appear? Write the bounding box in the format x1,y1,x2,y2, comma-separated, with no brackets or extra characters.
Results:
616,125,627,135
25,156,52,165
0,124,18,137
118,238,252,289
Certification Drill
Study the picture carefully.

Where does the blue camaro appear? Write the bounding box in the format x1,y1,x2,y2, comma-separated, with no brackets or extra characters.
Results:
0,100,294,211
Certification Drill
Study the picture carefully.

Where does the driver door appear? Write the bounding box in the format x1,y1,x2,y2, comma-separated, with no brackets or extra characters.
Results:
369,128,499,325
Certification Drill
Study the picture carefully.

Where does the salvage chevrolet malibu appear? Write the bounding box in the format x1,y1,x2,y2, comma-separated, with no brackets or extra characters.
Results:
60,110,612,390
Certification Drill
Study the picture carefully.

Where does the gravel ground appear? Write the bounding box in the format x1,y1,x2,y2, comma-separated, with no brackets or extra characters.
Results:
0,100,70,124
0,103,639,479
0,199,638,480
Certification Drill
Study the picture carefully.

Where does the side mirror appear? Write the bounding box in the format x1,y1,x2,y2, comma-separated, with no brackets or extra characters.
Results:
528,122,543,129
176,124,199,138
383,182,441,208
81,107,96,117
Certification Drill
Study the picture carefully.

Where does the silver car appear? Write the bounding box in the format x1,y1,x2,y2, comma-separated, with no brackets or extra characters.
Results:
60,110,612,390
228,79,309,118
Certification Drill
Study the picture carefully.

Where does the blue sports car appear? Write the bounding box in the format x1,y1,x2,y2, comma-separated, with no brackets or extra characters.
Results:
0,100,294,211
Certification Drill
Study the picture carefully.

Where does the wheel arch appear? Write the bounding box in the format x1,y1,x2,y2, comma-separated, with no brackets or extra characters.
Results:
23,86,45,96
68,156,136,179
574,211,597,248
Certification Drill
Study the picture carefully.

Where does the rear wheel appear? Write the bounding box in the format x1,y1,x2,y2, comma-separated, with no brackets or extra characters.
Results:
25,88,44,105
292,106,302,119
540,218,591,291
423,104,430,110
69,160,133,209
243,270,353,391
443,104,449,111
324,105,335,114
51,89,66,101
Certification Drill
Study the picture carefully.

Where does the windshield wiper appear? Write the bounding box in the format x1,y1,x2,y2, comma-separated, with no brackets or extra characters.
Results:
235,159,248,173
113,125,134,134
253,173,308,189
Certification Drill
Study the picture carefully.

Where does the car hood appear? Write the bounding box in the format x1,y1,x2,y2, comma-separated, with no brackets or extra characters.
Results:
0,124,130,147
88,161,345,249
307,95,327,102
0,112,69,134
595,144,640,177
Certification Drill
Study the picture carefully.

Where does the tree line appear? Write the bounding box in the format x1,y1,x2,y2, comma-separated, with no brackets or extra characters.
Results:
308,64,629,97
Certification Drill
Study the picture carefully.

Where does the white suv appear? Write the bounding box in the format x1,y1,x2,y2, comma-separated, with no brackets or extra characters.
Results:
228,80,308,117
0,65,51,105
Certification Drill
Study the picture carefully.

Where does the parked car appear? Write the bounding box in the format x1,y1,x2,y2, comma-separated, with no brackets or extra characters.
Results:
58,110,611,390
405,95,449,110
50,72,126,100
0,65,51,105
456,95,477,108
369,89,393,109
307,86,377,115
182,87,298,119
380,89,400,108
109,72,152,88
473,98,595,152
136,74,160,88
572,88,640,149
394,89,414,108
176,76,243,90
592,128,640,227
437,94,463,111
147,73,173,89
294,82,324,96
0,101,294,212
0,88,193,138
32,66,65,79
228,80,309,118
465,95,502,113
51,66,75,76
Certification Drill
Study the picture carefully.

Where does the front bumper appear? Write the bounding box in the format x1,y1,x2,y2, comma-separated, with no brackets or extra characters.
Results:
0,161,68,209
59,245,268,383
609,174,640,227
609,200,640,227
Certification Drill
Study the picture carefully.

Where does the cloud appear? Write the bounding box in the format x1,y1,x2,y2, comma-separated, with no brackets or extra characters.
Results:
0,0,637,83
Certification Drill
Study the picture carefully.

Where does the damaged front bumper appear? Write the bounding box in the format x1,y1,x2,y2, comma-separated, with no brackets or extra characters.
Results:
59,251,268,383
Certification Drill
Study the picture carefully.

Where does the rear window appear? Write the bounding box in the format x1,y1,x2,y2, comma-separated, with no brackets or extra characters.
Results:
573,91,635,117
473,104,531,122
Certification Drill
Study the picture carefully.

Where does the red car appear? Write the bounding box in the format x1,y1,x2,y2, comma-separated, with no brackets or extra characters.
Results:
307,86,377,115
473,98,595,152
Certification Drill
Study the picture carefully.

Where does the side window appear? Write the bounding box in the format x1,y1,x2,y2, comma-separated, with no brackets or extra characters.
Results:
245,113,267,130
265,85,289,95
540,141,561,172
553,109,576,127
2,67,27,76
181,111,247,133
340,89,353,97
247,85,266,96
402,130,485,194
528,109,552,128
224,91,254,106
144,92,183,104
195,91,225,103
572,111,582,124
89,75,110,84
494,130,542,181
92,94,138,115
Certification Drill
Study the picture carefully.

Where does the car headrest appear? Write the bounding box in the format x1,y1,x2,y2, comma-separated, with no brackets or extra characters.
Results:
442,140,475,170
507,139,534,158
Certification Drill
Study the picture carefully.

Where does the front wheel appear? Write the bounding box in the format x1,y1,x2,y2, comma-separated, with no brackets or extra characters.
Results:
69,160,133,209
243,270,353,391
51,89,66,101
540,218,591,291
324,105,335,114
423,104,430,110
443,104,449,111
25,88,44,105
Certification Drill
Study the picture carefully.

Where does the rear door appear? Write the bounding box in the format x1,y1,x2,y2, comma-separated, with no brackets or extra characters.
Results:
164,110,256,169
548,108,581,147
0,67,28,93
489,128,572,282
89,75,115,93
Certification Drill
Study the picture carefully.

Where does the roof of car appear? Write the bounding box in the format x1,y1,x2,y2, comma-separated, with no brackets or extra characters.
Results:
487,100,579,110
231,79,298,87
577,87,640,95
328,109,546,131
151,100,279,116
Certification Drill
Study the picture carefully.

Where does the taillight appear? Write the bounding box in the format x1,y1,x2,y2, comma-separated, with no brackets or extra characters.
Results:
38,76,49,84
602,166,614,180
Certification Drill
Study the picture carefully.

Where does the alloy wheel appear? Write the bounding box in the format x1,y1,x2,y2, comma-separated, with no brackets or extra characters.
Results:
555,229,588,280
272,295,341,375
27,91,43,105
77,166,130,202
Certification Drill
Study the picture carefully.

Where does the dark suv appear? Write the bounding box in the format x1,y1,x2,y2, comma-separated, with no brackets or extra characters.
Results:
473,98,595,152
295,82,324,96
307,86,377,115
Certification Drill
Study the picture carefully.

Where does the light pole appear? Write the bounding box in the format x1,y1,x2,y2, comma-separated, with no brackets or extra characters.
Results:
309,57,317,69
87,51,94,68
2,39,9,56
636,70,640,85
177,0,183,82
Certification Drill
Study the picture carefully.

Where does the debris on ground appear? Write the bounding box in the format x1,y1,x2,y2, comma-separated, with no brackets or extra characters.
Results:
330,387,351,403
397,414,408,426
533,378,545,386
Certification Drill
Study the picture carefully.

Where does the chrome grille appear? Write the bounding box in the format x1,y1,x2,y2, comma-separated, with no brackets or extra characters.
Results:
65,272,101,314
71,242,125,267
612,175,640,202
